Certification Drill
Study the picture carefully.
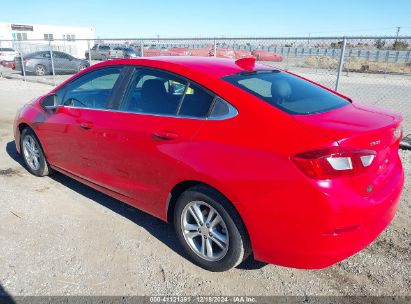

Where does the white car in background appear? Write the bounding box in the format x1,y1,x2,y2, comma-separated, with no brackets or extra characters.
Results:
0,48,18,62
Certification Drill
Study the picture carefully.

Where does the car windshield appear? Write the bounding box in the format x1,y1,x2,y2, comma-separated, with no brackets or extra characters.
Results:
223,70,350,115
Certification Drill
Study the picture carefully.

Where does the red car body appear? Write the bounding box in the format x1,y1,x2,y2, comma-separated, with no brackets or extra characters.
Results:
13,57,404,269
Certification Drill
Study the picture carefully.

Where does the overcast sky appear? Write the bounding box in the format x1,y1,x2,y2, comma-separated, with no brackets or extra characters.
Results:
2,0,411,37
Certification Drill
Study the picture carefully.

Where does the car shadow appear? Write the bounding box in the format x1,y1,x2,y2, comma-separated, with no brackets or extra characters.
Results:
0,283,15,304
5,140,266,271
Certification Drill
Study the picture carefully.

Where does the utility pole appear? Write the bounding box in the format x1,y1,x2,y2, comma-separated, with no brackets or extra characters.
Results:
395,26,401,43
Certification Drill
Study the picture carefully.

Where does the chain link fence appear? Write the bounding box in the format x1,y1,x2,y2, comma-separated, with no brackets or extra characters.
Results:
1,36,410,129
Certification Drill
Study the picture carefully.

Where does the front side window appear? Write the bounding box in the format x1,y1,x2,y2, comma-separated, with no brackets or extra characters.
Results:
60,67,122,109
54,52,71,60
223,70,350,115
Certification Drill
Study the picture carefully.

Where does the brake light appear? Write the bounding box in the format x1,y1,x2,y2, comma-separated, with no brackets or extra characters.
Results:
23,58,31,62
393,125,402,140
292,148,376,179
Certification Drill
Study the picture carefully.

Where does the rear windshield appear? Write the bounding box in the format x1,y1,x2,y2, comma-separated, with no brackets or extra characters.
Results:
223,70,350,114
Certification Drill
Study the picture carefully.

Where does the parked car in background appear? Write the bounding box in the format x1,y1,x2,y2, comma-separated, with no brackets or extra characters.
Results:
13,56,404,272
142,48,162,57
0,47,18,62
14,51,89,76
252,50,283,62
189,47,213,57
85,44,124,60
113,47,138,58
234,49,253,59
210,48,236,58
1,60,15,69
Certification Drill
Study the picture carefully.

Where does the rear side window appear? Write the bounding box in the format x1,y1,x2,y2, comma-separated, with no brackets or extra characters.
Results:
178,83,214,118
121,68,237,120
121,69,188,116
223,71,349,115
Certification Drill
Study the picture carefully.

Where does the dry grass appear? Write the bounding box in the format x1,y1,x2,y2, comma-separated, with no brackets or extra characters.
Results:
304,56,411,74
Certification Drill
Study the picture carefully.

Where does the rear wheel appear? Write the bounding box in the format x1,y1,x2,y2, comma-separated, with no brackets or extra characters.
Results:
20,128,51,176
34,64,47,76
174,185,250,272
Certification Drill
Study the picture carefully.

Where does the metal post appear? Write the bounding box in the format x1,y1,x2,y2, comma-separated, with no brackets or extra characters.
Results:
49,40,56,86
20,43,27,82
140,39,144,57
213,39,217,57
87,39,91,66
335,37,346,92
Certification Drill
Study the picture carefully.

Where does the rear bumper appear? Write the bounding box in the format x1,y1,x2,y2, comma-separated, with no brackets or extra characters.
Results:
240,156,404,269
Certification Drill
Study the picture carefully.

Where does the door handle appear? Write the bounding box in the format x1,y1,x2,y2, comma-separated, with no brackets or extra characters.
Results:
152,131,179,141
79,122,94,130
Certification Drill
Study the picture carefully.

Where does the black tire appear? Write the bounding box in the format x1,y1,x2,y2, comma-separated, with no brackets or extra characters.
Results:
78,63,87,72
34,64,47,76
174,185,251,272
20,128,52,177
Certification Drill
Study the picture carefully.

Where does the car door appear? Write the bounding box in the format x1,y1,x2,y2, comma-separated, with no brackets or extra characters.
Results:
36,66,128,180
52,51,72,73
88,67,215,215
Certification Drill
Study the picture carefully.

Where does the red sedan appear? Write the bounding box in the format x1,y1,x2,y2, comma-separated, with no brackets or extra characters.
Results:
13,56,404,272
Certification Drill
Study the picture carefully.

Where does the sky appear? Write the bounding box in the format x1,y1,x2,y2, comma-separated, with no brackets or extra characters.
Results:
1,0,411,38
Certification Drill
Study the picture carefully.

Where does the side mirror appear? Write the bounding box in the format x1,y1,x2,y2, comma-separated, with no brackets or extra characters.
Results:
40,94,58,110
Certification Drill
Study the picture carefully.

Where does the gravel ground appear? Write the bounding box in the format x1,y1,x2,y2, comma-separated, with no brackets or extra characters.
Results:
0,78,410,297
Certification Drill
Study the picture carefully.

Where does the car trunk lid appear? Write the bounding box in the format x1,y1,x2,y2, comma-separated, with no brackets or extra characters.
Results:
293,102,402,197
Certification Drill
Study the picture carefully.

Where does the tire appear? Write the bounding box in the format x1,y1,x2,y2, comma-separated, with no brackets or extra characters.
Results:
34,64,47,76
20,128,52,177
78,63,87,72
174,185,251,272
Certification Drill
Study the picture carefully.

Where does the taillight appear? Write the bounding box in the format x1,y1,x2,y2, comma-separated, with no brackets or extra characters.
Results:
23,58,31,62
292,148,377,179
393,125,402,141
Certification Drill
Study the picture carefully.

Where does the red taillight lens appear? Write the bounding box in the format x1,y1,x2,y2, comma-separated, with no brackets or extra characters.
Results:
23,57,30,62
292,148,376,179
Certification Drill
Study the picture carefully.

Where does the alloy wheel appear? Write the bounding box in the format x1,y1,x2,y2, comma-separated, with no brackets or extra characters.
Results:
181,201,229,261
22,135,41,171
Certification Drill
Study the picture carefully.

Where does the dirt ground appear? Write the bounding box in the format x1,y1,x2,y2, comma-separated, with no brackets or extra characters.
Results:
0,78,410,296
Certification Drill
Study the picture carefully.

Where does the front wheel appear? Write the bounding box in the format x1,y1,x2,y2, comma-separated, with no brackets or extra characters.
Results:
78,63,87,72
174,185,250,272
21,128,51,176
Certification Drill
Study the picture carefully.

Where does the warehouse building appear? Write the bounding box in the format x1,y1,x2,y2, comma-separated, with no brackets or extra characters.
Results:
0,22,95,58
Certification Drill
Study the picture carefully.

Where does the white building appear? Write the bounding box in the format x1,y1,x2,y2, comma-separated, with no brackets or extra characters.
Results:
0,22,95,58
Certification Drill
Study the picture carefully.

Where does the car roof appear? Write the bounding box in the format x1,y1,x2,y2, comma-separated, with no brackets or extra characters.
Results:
94,56,272,78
